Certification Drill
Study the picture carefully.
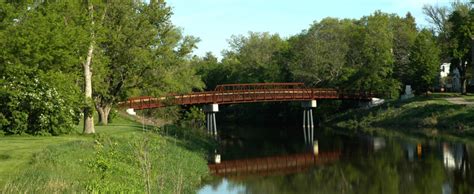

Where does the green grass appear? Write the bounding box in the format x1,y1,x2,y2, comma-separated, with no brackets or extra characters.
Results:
329,93,474,142
0,136,85,184
0,114,140,184
428,92,463,98
462,94,474,102
0,113,213,192
429,92,474,102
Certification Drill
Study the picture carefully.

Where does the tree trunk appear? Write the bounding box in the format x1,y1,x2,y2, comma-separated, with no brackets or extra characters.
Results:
461,77,467,95
460,60,467,95
97,104,111,125
83,3,95,134
83,42,95,133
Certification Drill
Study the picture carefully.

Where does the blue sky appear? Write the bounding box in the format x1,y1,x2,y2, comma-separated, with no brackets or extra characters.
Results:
166,0,451,58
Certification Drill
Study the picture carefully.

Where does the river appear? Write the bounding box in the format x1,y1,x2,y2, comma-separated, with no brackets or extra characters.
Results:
198,125,473,194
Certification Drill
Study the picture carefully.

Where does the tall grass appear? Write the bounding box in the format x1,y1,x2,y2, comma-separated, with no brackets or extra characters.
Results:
2,132,210,193
1,114,213,193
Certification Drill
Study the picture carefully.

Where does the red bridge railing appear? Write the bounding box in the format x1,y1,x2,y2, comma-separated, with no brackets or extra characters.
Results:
122,83,379,110
208,151,341,177
214,82,306,92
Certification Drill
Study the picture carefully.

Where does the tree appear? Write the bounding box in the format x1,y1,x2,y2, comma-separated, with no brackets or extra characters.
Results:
447,3,473,94
409,29,441,94
289,18,354,87
392,13,418,86
423,1,473,94
0,2,86,135
83,1,99,134
347,11,399,97
221,32,288,83
422,4,451,62
92,1,203,125
194,52,226,90
423,4,450,35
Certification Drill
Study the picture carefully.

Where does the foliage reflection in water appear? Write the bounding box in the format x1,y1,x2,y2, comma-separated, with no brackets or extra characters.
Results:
199,127,474,194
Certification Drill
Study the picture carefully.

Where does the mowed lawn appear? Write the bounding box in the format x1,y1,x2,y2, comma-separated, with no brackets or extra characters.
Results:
0,115,143,185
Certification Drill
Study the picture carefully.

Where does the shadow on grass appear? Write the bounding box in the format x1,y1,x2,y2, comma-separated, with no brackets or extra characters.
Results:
373,104,460,128
153,124,216,156
92,113,216,159
439,109,474,132
329,94,474,142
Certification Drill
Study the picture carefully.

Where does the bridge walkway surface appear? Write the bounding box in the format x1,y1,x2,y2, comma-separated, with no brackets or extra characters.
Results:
123,83,378,110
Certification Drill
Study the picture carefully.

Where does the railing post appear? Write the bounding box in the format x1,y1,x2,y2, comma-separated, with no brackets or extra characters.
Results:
264,87,266,100
213,92,216,104
140,98,143,110
253,86,256,101
146,97,151,108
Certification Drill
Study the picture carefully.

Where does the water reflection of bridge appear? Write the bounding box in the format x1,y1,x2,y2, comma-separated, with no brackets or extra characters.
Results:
208,151,341,177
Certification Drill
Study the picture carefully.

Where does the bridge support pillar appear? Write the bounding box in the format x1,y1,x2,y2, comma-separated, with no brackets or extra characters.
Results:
302,100,317,145
204,104,219,138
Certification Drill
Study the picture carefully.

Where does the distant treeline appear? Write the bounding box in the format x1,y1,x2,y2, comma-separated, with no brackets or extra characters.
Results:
194,2,473,96
192,1,472,125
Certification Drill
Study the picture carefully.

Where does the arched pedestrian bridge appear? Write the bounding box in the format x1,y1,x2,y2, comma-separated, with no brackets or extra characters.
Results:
122,82,382,145
123,82,378,109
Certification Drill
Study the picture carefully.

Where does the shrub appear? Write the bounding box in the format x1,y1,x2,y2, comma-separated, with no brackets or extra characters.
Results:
0,72,80,135
181,106,205,130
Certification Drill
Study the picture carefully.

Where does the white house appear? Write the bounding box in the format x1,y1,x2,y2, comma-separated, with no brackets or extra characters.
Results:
439,63,461,92
440,63,450,78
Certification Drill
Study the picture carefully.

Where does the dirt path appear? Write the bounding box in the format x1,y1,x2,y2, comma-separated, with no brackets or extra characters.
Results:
444,97,474,105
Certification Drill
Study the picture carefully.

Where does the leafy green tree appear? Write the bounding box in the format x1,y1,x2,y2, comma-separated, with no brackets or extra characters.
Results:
447,3,473,94
423,1,473,94
0,2,87,75
347,11,399,97
409,29,441,94
82,1,102,134
194,52,228,90
0,2,86,135
289,18,354,87
92,1,203,125
221,32,288,83
392,13,418,87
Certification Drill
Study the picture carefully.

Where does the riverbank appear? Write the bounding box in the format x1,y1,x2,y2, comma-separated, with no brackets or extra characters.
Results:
328,93,474,142
1,115,213,193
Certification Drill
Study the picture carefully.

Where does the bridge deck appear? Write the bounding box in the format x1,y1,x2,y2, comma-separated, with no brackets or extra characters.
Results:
123,83,378,110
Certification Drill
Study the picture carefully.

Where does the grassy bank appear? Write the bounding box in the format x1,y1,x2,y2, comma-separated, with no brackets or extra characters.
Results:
0,115,213,193
328,93,474,141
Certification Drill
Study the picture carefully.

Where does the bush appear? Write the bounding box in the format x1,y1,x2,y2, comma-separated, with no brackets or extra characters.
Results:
181,106,205,130
0,72,80,135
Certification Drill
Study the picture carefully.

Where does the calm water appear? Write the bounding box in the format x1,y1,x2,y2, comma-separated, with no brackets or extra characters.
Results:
198,126,474,194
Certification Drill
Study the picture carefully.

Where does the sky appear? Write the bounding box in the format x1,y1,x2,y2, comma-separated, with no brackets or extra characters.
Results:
166,0,451,59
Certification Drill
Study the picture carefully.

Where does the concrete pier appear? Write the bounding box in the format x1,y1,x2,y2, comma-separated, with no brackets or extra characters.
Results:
302,100,317,145
204,104,219,138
